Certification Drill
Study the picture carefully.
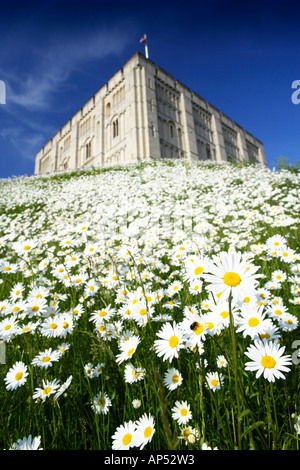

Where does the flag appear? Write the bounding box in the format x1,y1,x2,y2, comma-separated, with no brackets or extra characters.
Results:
140,36,147,44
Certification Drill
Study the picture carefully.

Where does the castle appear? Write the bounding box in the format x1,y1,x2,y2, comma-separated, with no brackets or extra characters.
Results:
34,52,266,175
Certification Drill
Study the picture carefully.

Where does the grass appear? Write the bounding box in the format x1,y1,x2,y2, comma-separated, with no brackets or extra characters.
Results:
0,159,299,450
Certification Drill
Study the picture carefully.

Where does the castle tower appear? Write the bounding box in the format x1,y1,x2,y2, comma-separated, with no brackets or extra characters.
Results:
34,52,266,175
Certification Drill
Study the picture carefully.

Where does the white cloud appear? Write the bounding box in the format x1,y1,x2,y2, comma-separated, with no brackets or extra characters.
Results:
0,10,138,174
0,125,49,162
2,25,132,110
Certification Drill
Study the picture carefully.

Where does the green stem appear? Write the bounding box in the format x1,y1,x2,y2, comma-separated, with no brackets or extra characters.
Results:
228,290,242,449
265,382,276,449
270,383,279,436
198,362,206,443
206,379,227,443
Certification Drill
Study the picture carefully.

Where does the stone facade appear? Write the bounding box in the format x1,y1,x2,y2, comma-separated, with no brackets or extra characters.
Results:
34,52,266,175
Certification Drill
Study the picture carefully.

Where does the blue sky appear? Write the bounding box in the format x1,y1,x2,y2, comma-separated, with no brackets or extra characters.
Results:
0,0,299,179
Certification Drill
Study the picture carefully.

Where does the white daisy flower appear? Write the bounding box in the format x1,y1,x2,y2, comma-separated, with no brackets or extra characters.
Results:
206,371,224,392
10,435,42,450
91,391,112,414
111,420,137,450
244,341,292,382
31,348,61,369
204,250,261,303
134,413,155,450
33,379,60,402
163,367,183,391
4,361,29,391
154,322,184,362
172,400,192,425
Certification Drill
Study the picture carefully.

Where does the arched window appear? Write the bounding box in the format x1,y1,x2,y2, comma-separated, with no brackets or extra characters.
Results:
62,158,69,170
169,122,175,139
86,140,92,160
113,119,119,138
178,128,183,149
106,103,111,117
206,144,211,160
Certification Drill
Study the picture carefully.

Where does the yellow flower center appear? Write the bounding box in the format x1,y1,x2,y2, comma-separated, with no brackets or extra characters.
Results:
43,386,52,395
194,266,204,276
261,355,276,369
4,324,11,331
172,374,179,384
180,408,188,416
42,356,51,362
99,311,107,317
260,332,270,339
248,317,259,327
220,311,229,319
144,427,152,438
211,379,218,386
23,245,31,251
31,306,39,312
169,335,179,348
127,348,135,357
244,296,251,303
122,433,132,446
139,308,147,316
15,372,23,381
223,272,241,287
50,323,57,330
194,322,204,336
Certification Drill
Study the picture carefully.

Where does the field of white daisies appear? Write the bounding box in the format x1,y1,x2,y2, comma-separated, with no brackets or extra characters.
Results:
0,159,299,451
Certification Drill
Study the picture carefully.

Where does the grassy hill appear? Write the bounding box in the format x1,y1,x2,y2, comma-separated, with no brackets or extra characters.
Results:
0,159,299,450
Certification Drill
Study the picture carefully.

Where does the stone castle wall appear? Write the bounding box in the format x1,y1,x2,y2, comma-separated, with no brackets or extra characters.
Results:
35,52,266,175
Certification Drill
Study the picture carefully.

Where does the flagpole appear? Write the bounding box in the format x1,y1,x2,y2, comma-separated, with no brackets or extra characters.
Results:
144,35,149,59
140,34,149,59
